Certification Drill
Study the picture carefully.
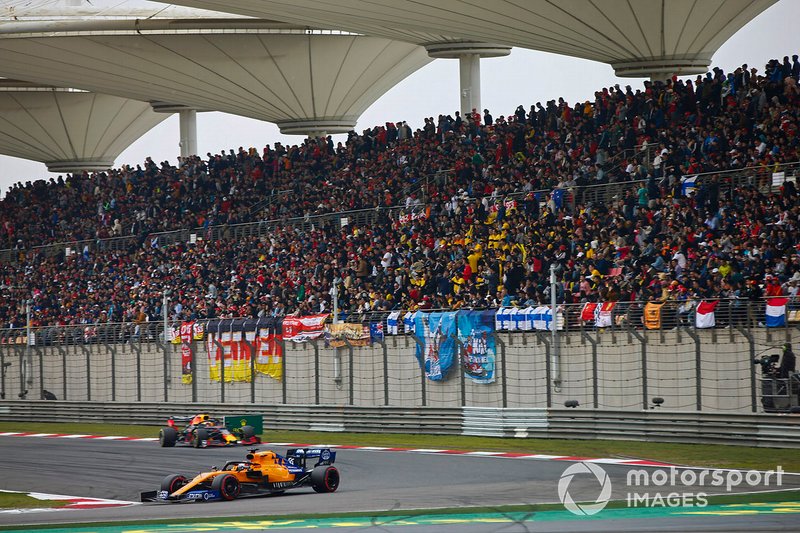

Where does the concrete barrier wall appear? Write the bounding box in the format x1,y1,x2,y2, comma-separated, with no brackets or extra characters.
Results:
2,328,798,413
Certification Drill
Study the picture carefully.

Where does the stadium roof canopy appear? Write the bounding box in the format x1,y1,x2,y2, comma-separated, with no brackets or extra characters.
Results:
0,78,167,172
165,0,776,78
0,1,432,135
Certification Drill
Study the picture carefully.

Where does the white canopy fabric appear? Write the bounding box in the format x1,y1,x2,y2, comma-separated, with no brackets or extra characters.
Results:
163,0,777,77
0,18,431,132
0,80,167,171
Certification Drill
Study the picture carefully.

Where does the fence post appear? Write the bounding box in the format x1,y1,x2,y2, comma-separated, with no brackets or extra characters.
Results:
212,338,226,404
581,330,599,408
492,333,507,408
308,340,319,405
453,335,466,407
343,339,354,406
243,338,256,404
106,342,116,402
682,325,701,411
281,338,288,405
55,344,67,401
534,332,551,408
190,341,198,403
411,335,427,407
735,325,757,413
627,326,647,410
153,323,169,402
80,344,91,401
14,344,26,399
372,338,389,406
0,345,6,400
35,345,44,400
129,341,142,402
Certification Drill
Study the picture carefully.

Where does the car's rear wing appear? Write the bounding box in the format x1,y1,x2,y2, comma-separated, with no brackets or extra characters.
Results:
286,447,336,467
169,415,195,423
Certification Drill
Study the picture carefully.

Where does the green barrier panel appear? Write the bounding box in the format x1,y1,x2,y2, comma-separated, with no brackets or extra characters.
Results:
224,414,264,434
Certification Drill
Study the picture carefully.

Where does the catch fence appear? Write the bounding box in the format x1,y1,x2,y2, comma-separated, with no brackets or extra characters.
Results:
1,299,797,415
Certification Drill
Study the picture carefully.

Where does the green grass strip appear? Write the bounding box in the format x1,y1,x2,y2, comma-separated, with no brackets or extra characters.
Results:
0,492,70,510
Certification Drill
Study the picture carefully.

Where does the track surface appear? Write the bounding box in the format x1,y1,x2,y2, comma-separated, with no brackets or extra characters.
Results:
1,436,799,531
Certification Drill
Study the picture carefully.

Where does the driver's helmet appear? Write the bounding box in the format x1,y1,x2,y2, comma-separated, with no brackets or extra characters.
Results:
191,413,211,426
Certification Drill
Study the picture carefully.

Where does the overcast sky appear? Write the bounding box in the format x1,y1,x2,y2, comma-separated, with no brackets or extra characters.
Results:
0,0,796,198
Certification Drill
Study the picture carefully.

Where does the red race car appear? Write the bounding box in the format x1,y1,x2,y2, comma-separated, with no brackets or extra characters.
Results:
158,414,261,448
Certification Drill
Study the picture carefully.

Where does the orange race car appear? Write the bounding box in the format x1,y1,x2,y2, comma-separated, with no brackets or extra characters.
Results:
141,447,340,502
158,414,260,448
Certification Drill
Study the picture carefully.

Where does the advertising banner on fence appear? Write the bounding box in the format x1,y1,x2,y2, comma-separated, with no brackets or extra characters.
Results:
283,313,328,342
457,310,496,384
414,311,457,381
325,322,370,348
180,321,194,384
256,325,283,381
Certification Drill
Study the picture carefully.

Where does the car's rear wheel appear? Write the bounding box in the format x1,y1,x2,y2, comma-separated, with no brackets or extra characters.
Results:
159,427,178,447
311,466,340,493
211,474,241,501
160,474,188,494
192,428,209,448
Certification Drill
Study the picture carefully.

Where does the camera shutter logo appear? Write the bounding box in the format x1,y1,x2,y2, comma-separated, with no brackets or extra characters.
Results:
558,462,613,516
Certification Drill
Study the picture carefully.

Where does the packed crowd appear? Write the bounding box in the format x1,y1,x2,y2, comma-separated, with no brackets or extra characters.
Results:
0,56,799,329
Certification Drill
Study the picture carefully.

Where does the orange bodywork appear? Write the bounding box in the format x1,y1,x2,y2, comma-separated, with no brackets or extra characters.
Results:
170,450,296,497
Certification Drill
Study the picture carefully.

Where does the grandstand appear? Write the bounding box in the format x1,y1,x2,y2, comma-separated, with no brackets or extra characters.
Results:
1,56,799,330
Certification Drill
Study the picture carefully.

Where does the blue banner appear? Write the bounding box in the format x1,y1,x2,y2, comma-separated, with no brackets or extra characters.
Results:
457,310,496,384
414,311,457,381
369,322,385,343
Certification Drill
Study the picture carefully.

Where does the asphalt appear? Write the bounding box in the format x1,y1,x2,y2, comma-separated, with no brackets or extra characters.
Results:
0,435,799,531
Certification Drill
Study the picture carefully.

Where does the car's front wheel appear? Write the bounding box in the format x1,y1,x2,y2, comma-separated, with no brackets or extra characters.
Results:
160,474,188,495
192,428,209,448
159,426,178,447
211,474,241,501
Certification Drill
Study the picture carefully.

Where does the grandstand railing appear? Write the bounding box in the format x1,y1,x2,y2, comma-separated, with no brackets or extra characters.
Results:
1,161,797,265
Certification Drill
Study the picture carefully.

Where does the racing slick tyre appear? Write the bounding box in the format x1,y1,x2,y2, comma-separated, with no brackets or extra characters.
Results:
311,466,340,493
160,474,188,494
192,428,209,448
159,427,178,447
211,474,241,501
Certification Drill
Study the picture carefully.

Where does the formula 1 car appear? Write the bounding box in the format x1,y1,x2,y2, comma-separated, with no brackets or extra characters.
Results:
158,414,261,448
140,447,340,502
